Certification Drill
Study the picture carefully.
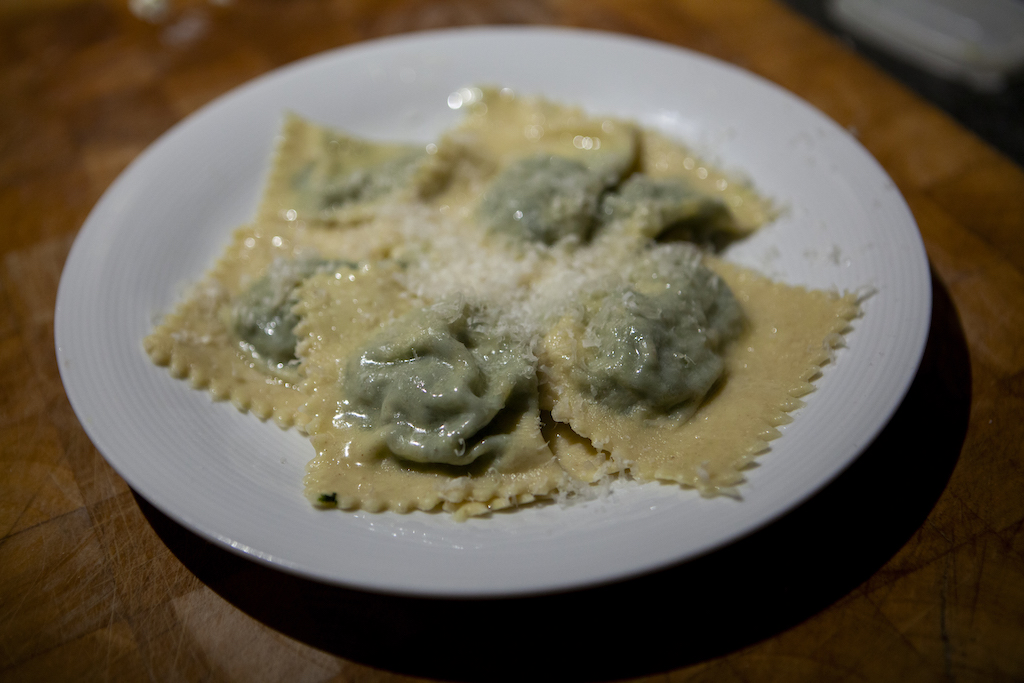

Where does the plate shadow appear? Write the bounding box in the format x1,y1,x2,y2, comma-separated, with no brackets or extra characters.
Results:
138,267,970,682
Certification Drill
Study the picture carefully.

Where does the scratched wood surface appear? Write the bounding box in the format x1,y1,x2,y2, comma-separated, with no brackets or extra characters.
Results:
2,0,1023,680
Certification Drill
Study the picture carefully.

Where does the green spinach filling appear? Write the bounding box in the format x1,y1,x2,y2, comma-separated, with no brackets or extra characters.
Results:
288,131,424,220
576,244,744,415
478,155,606,245
599,174,732,241
313,149,424,211
233,258,353,365
339,304,536,466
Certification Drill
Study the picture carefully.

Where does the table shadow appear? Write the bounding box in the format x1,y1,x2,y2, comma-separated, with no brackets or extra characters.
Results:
138,268,970,682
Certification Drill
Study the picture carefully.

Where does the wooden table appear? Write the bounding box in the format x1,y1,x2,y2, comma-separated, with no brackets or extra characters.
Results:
2,0,1022,680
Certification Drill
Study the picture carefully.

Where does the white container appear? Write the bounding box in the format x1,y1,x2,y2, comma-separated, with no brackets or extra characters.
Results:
828,0,1024,91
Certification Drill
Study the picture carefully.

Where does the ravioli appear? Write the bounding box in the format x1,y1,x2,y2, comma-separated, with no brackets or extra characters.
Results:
296,267,563,518
550,243,745,418
143,223,310,427
542,259,857,495
479,155,606,244
259,113,426,227
145,87,858,518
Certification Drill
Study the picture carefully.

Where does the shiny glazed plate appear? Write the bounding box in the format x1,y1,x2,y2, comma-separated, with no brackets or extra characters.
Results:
55,27,930,597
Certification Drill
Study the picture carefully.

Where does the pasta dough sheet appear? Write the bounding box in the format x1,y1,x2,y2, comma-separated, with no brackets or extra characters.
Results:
144,223,308,427
542,259,859,496
296,265,566,519
143,215,406,427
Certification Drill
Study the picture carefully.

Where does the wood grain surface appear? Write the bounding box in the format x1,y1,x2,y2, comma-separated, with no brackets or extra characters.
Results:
2,0,1023,680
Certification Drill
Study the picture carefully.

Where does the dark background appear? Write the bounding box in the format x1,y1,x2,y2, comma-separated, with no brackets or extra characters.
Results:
780,0,1024,167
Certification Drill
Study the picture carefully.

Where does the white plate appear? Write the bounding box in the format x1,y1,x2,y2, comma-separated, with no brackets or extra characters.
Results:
55,27,930,598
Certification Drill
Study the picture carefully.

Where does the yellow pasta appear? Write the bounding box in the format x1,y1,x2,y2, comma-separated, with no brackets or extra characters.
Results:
146,87,858,518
